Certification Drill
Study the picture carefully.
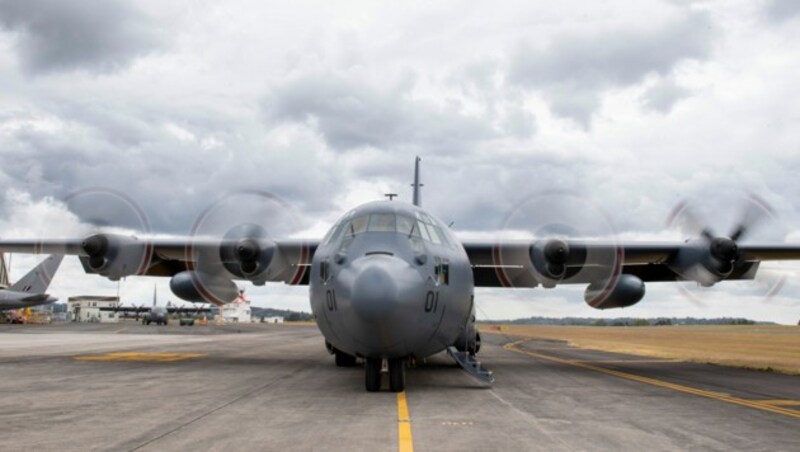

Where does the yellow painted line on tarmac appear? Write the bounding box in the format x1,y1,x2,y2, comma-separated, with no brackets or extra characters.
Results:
574,359,680,364
74,352,205,362
754,400,800,407
504,339,800,420
396,391,414,452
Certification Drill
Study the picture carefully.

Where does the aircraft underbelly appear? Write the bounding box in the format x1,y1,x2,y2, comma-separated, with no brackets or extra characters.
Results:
311,279,471,359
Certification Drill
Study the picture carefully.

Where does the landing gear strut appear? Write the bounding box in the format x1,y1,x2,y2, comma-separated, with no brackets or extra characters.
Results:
364,358,406,392
365,358,382,392
388,358,405,392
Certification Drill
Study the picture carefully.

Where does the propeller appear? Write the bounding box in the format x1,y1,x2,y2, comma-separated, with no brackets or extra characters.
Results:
667,193,787,304
186,190,303,305
64,188,153,281
496,191,623,307
132,303,146,320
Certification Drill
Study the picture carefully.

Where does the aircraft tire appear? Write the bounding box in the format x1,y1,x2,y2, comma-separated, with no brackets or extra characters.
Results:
335,350,357,367
472,331,481,356
388,359,405,393
365,358,382,392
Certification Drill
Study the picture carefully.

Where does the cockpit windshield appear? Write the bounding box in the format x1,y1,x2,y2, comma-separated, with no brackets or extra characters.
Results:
326,211,451,247
367,213,395,232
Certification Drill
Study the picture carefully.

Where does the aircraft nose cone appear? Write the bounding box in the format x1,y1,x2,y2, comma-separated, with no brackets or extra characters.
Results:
350,256,414,321
350,260,400,320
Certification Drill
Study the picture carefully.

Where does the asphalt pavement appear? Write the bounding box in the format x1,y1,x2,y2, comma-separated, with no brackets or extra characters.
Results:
0,322,797,451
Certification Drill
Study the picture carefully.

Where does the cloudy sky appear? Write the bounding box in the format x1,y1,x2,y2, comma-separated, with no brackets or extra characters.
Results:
1,0,800,323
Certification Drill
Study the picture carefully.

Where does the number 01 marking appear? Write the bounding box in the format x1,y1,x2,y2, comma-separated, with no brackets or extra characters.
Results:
425,291,439,313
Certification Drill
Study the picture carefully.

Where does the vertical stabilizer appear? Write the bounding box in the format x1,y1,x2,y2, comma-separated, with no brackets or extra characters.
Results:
412,156,423,207
0,252,8,287
10,255,63,293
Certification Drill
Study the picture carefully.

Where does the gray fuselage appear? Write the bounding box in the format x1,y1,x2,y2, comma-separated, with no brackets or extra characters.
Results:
310,201,475,360
143,306,169,324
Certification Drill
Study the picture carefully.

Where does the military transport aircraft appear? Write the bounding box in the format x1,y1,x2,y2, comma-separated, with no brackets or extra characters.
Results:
0,255,63,310
1,158,800,392
98,286,212,324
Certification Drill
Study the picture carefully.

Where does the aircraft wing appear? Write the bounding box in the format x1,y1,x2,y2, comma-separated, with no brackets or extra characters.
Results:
463,240,800,288
126,237,316,286
0,236,317,286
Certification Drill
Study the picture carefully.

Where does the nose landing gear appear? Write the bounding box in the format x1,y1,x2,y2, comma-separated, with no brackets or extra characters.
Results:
388,358,405,392
364,358,406,392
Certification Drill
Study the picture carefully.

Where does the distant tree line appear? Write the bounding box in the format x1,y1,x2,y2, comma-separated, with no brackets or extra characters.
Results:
251,306,314,321
497,316,769,326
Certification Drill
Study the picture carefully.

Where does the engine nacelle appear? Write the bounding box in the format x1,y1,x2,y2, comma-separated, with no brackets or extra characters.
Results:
668,239,737,287
80,233,151,280
219,224,279,280
585,274,645,309
530,239,570,287
169,271,239,304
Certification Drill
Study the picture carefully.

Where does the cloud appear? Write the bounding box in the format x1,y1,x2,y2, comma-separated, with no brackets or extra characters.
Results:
263,73,496,153
0,189,85,238
641,76,692,113
764,0,800,23
0,0,164,74
508,9,713,127
0,106,340,234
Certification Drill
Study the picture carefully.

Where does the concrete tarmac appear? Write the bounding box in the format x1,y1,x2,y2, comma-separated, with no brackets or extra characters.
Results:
0,322,798,451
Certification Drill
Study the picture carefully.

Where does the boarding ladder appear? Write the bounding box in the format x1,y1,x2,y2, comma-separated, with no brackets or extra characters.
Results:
446,346,495,385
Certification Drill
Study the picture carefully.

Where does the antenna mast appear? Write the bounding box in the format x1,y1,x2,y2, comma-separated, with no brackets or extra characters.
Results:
0,252,8,287
411,156,423,207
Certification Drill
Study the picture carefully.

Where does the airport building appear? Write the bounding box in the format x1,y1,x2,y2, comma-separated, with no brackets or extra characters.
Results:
68,296,120,323
221,299,252,323
261,316,284,324
220,291,254,323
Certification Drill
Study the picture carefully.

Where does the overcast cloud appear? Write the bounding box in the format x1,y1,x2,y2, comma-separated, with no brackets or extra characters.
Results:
0,0,164,74
1,0,799,323
508,8,713,127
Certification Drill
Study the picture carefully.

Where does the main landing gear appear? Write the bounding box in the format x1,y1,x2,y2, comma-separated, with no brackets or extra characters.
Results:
388,358,405,392
328,341,407,392
365,358,382,392
335,350,357,367
364,358,406,392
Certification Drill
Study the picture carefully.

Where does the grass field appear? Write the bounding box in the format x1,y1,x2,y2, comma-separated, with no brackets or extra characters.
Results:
480,324,800,375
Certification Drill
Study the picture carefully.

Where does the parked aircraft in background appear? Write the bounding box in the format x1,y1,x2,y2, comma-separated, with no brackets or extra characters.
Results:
2,158,800,392
0,255,64,310
100,286,211,324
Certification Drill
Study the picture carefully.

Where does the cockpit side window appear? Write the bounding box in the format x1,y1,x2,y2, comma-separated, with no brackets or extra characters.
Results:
399,212,454,247
417,220,431,241
398,215,417,236
323,220,346,245
346,215,369,236
434,256,450,285
424,223,442,245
